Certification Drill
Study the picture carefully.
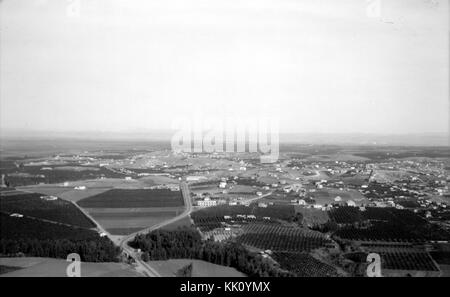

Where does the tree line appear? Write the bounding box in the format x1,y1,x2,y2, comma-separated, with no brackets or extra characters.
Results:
130,227,295,277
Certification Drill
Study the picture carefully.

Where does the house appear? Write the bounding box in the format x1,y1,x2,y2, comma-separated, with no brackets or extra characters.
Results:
186,176,207,182
197,198,217,207
40,195,58,201
74,186,86,190
219,181,227,189
10,213,23,218
346,200,356,207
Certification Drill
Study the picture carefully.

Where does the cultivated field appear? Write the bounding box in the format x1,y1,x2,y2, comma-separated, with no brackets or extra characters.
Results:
310,188,368,206
78,189,183,208
0,192,95,228
77,189,185,235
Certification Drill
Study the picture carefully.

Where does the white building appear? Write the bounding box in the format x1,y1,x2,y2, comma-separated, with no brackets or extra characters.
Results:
197,198,217,207
346,200,356,207
186,176,207,182
74,186,86,190
40,195,58,201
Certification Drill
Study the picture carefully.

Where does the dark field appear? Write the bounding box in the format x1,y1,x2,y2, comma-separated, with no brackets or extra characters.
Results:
0,213,98,241
0,214,120,262
273,252,339,277
77,189,184,208
0,192,95,228
0,163,124,187
330,207,450,242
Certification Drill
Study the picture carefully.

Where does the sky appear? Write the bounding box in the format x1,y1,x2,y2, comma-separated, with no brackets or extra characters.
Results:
0,0,448,136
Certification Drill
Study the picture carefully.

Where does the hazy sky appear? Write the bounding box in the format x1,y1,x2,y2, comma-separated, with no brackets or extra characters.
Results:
0,0,448,135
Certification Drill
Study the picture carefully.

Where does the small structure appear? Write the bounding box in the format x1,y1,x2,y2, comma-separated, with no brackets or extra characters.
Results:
40,195,58,201
74,186,86,190
197,197,217,207
297,199,306,206
0,174,6,188
346,200,356,207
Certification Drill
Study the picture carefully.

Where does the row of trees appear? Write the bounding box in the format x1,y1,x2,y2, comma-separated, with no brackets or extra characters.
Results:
130,227,295,277
1,214,121,262
0,238,121,262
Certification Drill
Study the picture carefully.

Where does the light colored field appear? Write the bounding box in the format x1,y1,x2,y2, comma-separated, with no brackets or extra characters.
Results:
311,188,368,206
96,216,173,234
229,185,256,193
53,166,100,172
85,208,181,235
0,257,142,277
371,170,410,183
191,185,221,195
306,154,370,162
17,175,182,202
429,195,450,204
58,188,112,202
17,185,71,196
147,259,246,277
138,175,180,185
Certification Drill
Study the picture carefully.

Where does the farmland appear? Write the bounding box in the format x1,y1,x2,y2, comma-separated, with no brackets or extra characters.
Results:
0,192,95,228
237,222,334,252
86,208,182,235
77,189,183,208
192,204,301,232
272,252,339,277
345,250,440,276
1,164,124,186
0,214,120,262
329,206,450,242
77,189,184,235
1,140,449,277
